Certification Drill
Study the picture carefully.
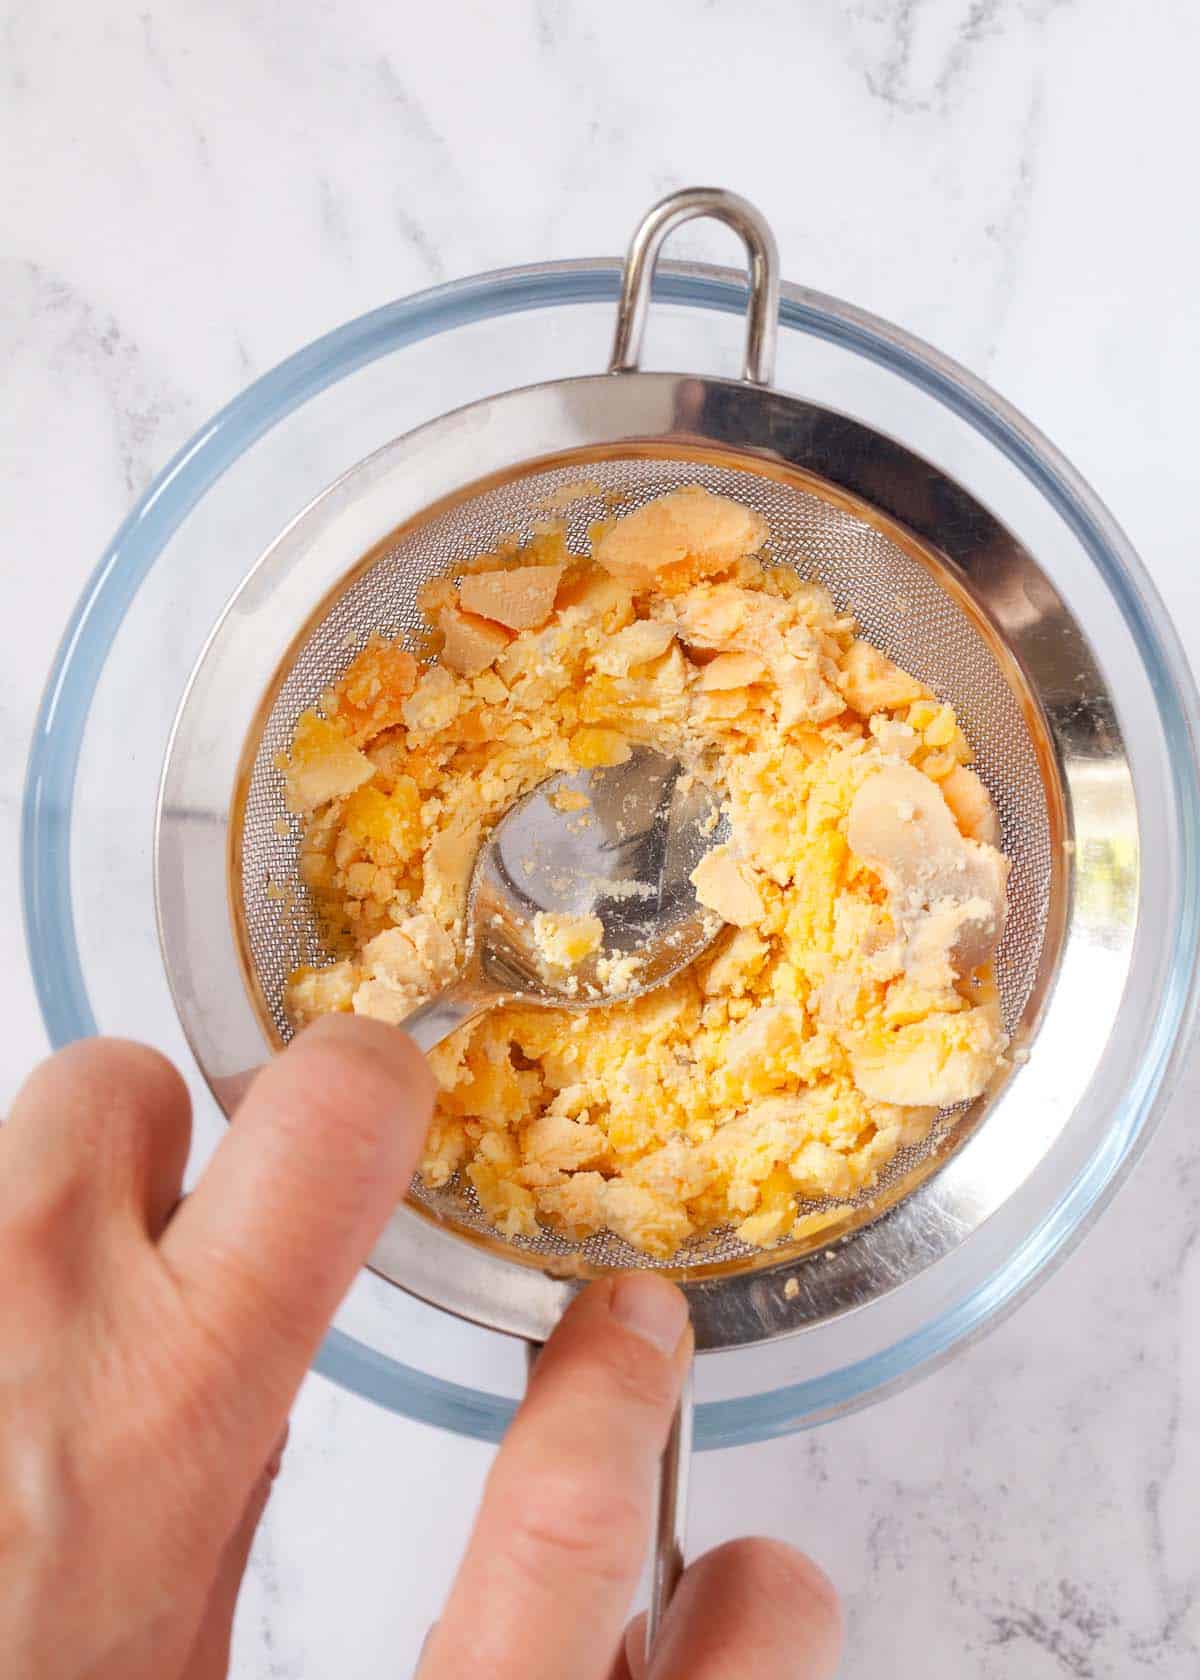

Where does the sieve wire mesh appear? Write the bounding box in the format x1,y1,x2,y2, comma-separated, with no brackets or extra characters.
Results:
237,456,1051,1271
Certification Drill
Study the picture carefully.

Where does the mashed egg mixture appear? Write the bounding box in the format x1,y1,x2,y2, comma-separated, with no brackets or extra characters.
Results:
280,486,1011,1257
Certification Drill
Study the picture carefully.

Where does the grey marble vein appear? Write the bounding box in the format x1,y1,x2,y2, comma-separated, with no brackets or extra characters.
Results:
535,0,565,51
11,260,195,498
851,0,1069,115
979,78,1044,367
374,55,459,182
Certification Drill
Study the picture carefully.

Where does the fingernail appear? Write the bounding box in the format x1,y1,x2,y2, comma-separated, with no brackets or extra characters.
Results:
610,1273,689,1356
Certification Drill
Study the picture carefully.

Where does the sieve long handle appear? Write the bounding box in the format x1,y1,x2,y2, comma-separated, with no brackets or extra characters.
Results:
646,1370,694,1656
401,977,501,1054
609,186,780,384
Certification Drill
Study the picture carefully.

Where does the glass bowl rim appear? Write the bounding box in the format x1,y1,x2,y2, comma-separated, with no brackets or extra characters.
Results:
22,255,1200,1448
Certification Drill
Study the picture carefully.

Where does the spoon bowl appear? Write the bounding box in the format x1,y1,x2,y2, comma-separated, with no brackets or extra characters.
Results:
402,745,729,1052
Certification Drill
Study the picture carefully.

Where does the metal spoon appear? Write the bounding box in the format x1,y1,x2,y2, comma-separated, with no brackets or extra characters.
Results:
401,745,729,1054
399,743,723,1641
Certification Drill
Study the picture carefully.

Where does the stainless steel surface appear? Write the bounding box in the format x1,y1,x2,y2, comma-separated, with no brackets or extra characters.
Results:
647,1378,694,1656
403,747,728,1055
610,186,779,385
400,976,497,1057
400,749,719,1048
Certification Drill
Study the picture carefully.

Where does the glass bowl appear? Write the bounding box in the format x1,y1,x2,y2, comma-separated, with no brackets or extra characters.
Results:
23,257,1200,1447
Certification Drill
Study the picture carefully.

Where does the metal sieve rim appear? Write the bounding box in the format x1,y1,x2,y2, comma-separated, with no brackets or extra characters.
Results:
229,438,1065,1277
156,366,1131,1354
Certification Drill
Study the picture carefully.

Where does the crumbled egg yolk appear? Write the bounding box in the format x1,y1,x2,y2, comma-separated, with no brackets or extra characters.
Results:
280,486,1010,1256
533,911,604,970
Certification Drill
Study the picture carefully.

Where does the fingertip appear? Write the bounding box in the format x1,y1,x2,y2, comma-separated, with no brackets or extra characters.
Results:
711,1536,842,1632
4,1038,192,1235
271,1013,436,1184
764,1537,842,1630
292,1013,436,1112
648,1537,843,1679
12,1036,192,1130
609,1273,690,1359
529,1277,691,1419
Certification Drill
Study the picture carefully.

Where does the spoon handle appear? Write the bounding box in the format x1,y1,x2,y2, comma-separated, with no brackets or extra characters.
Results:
401,977,500,1053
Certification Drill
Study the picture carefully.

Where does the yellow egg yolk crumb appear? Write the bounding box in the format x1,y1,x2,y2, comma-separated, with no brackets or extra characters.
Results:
281,486,1010,1257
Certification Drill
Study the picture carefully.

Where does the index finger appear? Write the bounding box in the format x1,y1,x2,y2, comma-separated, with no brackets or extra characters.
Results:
159,1016,432,1451
421,1275,692,1680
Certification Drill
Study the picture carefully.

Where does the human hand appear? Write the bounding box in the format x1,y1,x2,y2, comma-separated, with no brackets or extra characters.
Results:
0,1017,434,1680
0,1019,842,1679
419,1272,843,1679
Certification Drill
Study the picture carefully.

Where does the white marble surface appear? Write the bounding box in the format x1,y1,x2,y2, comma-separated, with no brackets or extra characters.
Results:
3,2,1199,1674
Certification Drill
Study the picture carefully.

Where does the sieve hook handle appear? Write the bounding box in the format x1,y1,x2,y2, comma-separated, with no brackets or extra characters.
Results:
609,186,780,385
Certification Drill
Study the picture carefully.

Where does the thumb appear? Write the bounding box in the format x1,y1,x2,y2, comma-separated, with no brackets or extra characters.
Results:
179,1427,290,1680
159,1016,432,1468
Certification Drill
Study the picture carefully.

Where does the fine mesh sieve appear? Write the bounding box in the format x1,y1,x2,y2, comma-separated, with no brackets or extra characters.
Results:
159,188,1108,1645
238,451,1051,1274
